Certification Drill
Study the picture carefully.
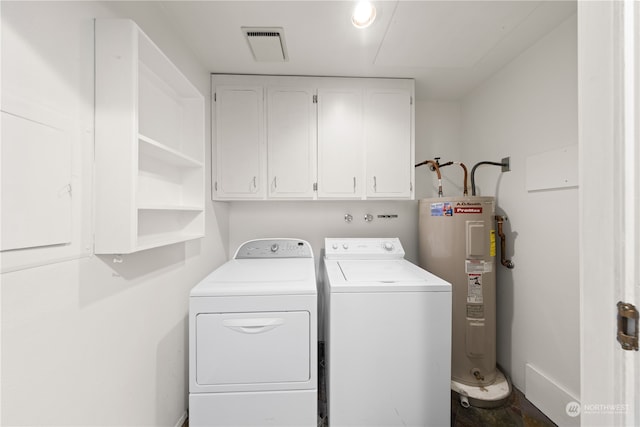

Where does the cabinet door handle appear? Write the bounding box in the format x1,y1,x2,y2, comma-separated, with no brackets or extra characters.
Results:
373,176,377,192
251,176,257,192
272,176,277,191
353,177,356,193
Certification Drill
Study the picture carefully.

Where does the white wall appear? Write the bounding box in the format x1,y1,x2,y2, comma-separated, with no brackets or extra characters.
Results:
414,101,465,199
460,13,579,424
1,2,228,426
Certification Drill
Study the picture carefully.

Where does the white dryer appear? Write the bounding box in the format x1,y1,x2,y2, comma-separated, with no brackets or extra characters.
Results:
189,238,317,427
323,237,452,427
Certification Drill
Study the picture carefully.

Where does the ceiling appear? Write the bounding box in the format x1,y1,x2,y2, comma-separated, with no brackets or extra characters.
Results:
156,0,577,100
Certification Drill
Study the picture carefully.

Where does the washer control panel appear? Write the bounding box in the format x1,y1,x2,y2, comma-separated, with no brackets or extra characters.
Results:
324,238,405,259
234,239,313,259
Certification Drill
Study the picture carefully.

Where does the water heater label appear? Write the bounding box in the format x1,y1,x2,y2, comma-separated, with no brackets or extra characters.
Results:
490,230,496,257
430,202,453,216
454,206,483,214
467,273,483,303
465,260,493,273
466,304,484,319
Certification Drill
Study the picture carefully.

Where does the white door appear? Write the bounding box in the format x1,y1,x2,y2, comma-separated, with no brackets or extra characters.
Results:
213,85,265,199
317,88,364,199
364,88,413,198
267,86,317,199
579,1,639,425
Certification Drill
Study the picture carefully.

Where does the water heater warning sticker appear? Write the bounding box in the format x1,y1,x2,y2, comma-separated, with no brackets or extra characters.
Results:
465,260,493,273
467,274,483,303
466,304,484,319
430,202,453,216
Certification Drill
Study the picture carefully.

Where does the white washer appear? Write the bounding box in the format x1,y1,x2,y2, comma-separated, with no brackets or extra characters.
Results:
323,237,452,427
189,238,317,427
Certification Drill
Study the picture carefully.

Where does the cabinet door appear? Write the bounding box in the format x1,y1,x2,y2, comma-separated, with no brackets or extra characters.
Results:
317,88,364,199
267,86,317,199
364,89,413,198
214,85,265,199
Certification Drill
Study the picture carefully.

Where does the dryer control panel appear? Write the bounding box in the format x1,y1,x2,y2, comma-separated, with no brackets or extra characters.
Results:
234,239,313,259
325,237,405,260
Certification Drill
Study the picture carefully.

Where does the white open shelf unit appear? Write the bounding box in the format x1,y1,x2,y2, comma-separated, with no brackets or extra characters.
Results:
95,19,205,254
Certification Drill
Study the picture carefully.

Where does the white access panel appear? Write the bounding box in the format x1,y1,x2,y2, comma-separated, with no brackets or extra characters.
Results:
196,311,310,385
1,111,72,251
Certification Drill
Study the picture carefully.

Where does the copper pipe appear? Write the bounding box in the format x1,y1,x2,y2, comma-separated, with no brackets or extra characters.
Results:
415,159,443,197
495,215,515,269
431,161,468,196
458,162,468,196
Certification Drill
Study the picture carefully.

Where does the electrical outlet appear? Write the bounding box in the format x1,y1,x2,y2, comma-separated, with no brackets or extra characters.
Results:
501,156,510,172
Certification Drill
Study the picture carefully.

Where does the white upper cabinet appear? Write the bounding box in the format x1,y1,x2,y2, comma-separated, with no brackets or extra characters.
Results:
213,85,265,199
316,88,364,199
364,88,413,199
95,19,205,254
267,86,317,199
211,75,414,201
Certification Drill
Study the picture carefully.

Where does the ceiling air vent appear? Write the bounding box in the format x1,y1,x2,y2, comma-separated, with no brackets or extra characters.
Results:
242,27,288,62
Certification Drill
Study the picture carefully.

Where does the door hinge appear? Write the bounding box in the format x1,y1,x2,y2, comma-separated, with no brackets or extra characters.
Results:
617,301,639,351
313,182,318,191
313,95,318,104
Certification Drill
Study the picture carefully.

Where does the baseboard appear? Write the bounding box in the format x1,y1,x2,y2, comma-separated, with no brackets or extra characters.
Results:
174,410,188,427
525,363,580,426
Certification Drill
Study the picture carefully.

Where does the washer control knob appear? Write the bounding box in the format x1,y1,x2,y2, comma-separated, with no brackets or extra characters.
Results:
342,243,349,250
332,243,338,250
270,243,279,252
383,241,394,251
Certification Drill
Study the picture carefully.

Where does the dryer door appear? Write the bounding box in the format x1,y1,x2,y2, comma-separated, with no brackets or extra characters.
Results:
196,311,310,386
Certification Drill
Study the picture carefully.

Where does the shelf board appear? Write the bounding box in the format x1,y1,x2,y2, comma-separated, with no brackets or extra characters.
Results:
135,232,205,252
138,134,203,168
137,204,204,212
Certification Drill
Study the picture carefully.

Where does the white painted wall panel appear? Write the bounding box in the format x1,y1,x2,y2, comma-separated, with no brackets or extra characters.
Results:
526,145,579,191
1,111,72,250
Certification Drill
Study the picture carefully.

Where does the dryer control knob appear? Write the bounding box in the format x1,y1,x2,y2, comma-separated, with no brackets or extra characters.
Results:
342,243,349,250
271,243,279,252
383,241,394,251
332,243,339,250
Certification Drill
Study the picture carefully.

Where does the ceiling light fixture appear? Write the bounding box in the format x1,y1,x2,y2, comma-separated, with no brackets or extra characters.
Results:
352,1,376,29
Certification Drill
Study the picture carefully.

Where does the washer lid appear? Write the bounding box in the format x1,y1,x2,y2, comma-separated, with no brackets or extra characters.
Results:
325,259,451,292
191,258,317,297
339,260,424,282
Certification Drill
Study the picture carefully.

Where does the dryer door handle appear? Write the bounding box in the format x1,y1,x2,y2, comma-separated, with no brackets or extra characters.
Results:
223,318,284,334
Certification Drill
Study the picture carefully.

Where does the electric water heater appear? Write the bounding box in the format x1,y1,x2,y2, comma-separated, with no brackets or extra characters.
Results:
418,196,510,407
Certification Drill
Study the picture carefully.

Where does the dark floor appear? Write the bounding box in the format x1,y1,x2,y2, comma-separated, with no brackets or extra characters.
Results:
450,387,557,427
